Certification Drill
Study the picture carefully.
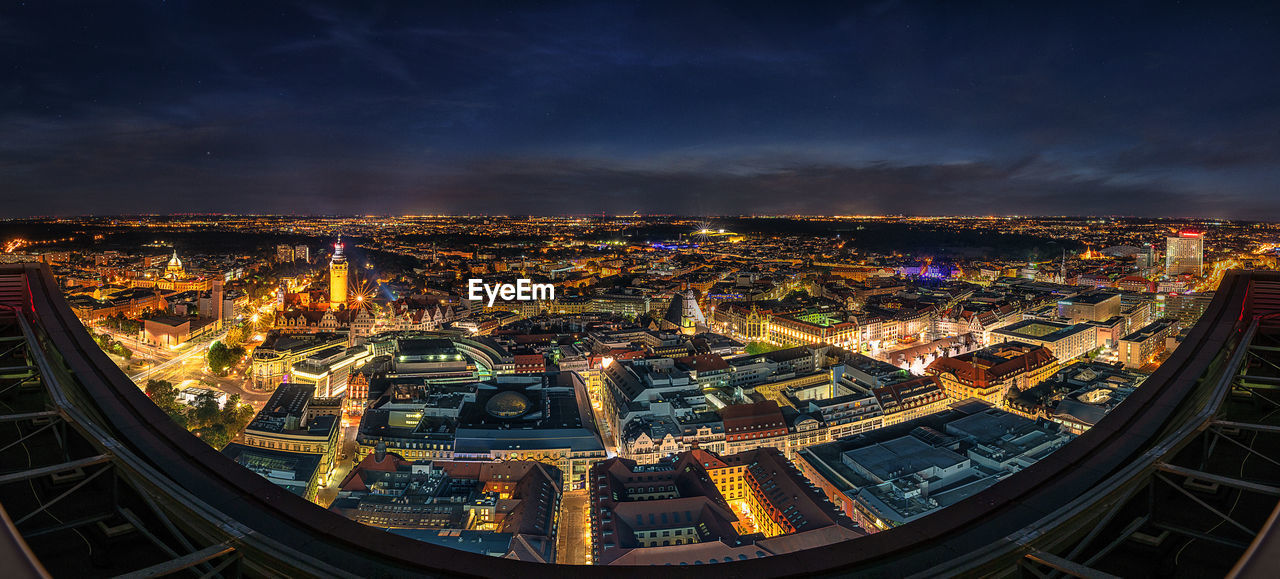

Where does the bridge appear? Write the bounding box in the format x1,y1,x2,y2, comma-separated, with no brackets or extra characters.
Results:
1,262,1277,577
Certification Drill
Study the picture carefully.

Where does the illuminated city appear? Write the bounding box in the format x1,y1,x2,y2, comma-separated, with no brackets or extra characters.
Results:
2,2,1280,578
1,212,1277,572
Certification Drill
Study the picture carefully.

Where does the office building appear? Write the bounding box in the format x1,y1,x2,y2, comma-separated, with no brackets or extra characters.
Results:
332,452,561,562
1160,291,1214,326
224,383,340,504
1118,319,1181,369
1166,232,1204,276
1056,291,1121,323
989,319,1097,361
794,403,1073,532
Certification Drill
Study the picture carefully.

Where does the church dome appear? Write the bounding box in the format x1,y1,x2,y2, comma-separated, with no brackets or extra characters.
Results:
485,390,530,418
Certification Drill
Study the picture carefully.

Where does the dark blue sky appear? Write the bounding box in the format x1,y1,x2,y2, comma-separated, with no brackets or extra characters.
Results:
3,1,1279,218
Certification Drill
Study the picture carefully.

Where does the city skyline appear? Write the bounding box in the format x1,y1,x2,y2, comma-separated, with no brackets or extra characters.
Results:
5,3,1280,575
3,1,1280,218
2,209,1275,573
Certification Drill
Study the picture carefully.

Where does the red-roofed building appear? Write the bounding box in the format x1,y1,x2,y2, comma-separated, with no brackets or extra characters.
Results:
925,342,1059,407
591,448,863,565
721,400,789,454
872,375,950,426
675,353,732,389
513,353,547,374
1117,275,1156,293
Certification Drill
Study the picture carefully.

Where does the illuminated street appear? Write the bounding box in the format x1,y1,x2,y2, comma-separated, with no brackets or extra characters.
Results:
557,489,591,565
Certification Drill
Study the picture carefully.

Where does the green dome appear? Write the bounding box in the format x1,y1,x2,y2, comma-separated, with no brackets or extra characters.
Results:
485,390,530,418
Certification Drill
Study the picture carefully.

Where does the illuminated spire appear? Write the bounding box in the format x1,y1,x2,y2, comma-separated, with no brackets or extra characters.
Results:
332,235,346,262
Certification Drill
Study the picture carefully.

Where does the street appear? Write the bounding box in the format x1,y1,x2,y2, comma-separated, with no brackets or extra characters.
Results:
95,324,278,407
315,422,362,506
556,489,591,565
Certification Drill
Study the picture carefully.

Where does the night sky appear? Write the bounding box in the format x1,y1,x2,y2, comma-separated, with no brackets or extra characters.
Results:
3,1,1279,218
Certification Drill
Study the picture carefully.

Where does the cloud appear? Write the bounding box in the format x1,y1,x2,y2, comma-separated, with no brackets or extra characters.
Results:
402,156,1263,219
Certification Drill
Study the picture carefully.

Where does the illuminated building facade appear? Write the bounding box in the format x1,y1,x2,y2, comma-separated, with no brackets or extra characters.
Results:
1165,232,1204,276
225,383,341,504
330,236,348,310
1117,318,1181,369
925,342,1059,407
989,319,1098,361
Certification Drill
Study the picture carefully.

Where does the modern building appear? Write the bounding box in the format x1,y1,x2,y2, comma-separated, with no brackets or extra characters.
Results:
141,314,219,347
794,403,1073,532
451,373,607,490
589,449,861,566
222,444,324,503
1056,291,1121,323
225,383,340,504
1159,291,1214,326
276,244,295,263
332,451,561,562
989,319,1097,361
1166,231,1204,276
290,345,371,397
1117,318,1181,369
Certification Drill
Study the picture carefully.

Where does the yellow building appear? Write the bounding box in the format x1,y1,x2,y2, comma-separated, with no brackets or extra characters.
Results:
330,237,348,310
925,342,1059,408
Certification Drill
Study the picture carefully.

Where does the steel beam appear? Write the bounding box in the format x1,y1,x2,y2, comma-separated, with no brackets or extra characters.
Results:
1025,550,1121,579
15,463,113,525
112,542,235,579
1156,463,1280,496
1213,419,1280,434
0,410,59,424
0,454,111,485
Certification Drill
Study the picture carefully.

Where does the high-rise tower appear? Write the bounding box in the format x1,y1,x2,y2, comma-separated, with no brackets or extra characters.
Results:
330,236,348,310
1166,232,1204,276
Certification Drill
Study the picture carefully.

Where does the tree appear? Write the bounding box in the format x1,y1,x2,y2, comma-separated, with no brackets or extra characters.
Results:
783,289,809,301
745,341,784,355
207,341,227,374
190,391,222,429
224,324,247,348
145,380,255,450
194,423,231,450
145,379,176,404
145,379,188,427
207,341,244,376
220,393,243,424
109,342,132,359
